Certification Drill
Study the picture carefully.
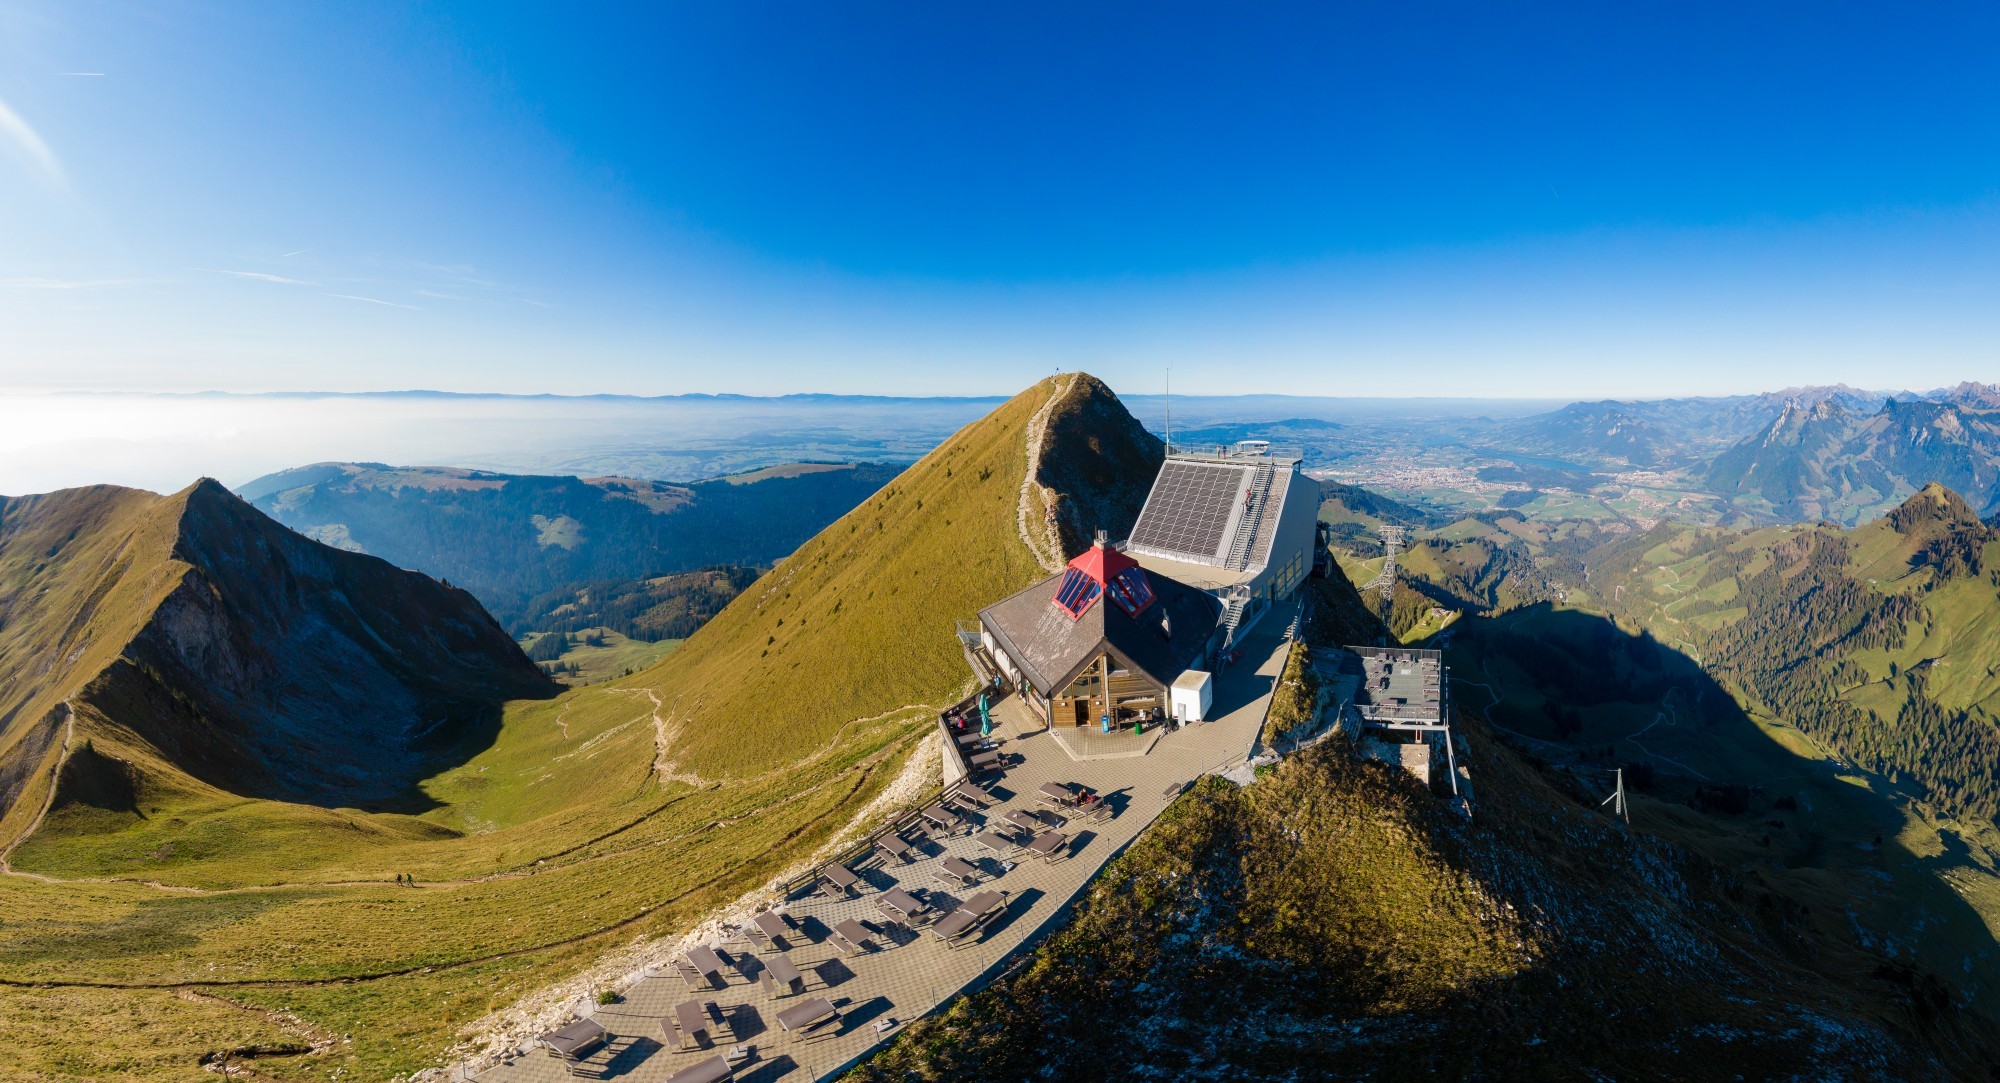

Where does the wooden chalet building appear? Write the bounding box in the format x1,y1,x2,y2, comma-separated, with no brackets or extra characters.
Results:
977,534,1223,729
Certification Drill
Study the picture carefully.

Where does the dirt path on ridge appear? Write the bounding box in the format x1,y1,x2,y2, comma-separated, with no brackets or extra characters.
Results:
1016,374,1073,574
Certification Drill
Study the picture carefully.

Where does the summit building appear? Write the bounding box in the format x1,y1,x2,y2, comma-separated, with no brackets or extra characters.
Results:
973,441,1321,732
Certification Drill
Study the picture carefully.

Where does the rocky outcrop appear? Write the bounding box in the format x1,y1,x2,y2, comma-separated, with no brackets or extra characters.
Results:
1031,374,1166,558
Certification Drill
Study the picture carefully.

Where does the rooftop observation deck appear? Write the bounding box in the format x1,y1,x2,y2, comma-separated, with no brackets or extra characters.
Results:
1346,646,1446,728
1162,442,1304,466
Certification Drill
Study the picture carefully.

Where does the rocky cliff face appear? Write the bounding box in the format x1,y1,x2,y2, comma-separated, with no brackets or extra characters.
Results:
0,479,553,828
1032,374,1167,557
1703,397,1855,516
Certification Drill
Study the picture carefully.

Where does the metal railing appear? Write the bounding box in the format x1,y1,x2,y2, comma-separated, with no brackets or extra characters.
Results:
1164,443,1304,463
778,682,999,900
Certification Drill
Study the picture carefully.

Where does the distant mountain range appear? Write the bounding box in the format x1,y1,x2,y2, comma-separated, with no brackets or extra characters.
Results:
1478,383,2000,525
239,460,902,631
1705,397,2000,523
1498,384,1893,467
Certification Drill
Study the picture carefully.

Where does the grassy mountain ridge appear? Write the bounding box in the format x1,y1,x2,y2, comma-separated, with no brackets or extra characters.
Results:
1344,480,2000,828
243,460,901,630
0,479,552,831
0,374,1178,1081
1326,480,2000,1031
592,372,1162,777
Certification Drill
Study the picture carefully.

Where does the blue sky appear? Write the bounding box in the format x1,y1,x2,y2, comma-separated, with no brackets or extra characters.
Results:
1,1,1996,397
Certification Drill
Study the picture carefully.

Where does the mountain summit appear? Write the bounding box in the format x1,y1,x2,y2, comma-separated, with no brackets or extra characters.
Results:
0,478,550,838
594,373,1164,777
1887,480,1984,534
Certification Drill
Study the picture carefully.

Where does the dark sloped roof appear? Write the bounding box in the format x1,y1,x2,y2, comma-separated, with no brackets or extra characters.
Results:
979,566,1221,697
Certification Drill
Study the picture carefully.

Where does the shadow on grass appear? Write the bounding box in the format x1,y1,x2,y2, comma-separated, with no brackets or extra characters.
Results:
1445,603,2000,1026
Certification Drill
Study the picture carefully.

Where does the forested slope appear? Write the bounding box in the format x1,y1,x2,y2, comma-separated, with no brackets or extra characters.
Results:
1590,483,2000,824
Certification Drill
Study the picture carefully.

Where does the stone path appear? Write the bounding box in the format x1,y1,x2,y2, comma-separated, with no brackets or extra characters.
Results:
477,604,1296,1083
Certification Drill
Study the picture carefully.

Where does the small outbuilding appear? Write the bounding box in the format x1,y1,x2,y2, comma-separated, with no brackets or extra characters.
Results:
1170,669,1212,723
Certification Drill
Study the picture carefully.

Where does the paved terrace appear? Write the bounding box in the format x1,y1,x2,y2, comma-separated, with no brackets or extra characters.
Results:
479,602,1298,1083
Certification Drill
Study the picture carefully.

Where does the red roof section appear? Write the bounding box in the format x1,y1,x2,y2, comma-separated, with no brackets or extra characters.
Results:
1050,537,1154,619
1066,538,1138,583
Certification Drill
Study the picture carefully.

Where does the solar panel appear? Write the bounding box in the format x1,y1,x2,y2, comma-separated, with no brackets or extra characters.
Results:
1052,567,1102,617
1129,461,1246,561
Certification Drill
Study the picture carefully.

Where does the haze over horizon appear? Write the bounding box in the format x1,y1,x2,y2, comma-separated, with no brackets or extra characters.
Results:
4,2,1998,399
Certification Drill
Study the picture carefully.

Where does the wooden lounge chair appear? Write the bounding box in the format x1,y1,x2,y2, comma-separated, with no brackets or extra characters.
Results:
776,996,840,1041
671,999,712,1049
542,1017,609,1074
759,953,804,996
1002,809,1044,832
949,780,994,806
929,910,976,944
833,918,875,952
687,945,729,981
663,1053,735,1083
975,829,1020,856
874,834,913,863
750,911,791,949
931,891,1005,948
876,887,930,927
818,864,861,897
934,856,980,888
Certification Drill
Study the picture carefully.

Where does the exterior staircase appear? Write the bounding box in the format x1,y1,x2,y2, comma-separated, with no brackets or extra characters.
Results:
1224,462,1277,571
1218,584,1252,648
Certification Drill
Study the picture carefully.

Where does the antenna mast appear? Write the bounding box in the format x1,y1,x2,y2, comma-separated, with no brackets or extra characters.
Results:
1600,767,1629,824
1165,364,1171,452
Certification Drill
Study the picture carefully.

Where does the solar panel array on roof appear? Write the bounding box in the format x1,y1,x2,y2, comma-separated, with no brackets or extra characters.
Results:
1128,461,1246,562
